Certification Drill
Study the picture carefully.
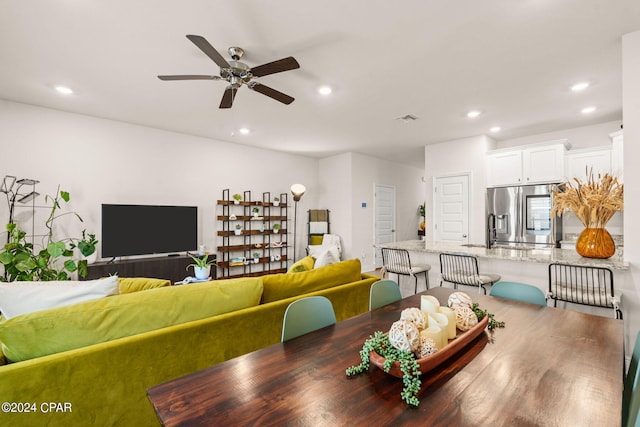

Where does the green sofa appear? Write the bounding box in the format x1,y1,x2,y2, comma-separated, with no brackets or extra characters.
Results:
0,258,377,426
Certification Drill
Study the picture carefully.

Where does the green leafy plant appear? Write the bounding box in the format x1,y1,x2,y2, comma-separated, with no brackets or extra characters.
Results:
346,331,422,406
252,207,260,213
235,224,242,230
186,254,216,270
471,303,505,330
232,193,242,201
418,203,426,218
273,197,280,202
0,188,96,281
252,252,260,258
272,223,281,231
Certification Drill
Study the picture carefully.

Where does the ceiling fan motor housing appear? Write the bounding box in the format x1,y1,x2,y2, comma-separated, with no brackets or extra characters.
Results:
220,59,252,83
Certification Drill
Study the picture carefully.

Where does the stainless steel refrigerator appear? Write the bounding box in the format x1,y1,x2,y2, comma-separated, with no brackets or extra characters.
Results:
486,184,562,247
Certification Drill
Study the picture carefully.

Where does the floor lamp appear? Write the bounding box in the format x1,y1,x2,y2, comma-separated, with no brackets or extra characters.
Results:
290,184,306,262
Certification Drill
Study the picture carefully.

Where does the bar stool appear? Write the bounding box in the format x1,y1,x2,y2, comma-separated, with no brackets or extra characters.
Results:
547,263,622,319
439,253,501,295
380,248,431,294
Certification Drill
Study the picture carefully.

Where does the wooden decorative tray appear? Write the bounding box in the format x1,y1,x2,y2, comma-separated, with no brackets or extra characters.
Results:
369,315,489,378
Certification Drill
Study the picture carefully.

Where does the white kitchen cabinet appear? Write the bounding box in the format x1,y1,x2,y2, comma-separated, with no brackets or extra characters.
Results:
486,150,523,186
486,141,568,187
610,130,623,180
522,144,566,184
565,146,611,181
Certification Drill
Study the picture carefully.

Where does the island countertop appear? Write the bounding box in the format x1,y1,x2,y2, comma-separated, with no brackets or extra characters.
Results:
377,240,629,270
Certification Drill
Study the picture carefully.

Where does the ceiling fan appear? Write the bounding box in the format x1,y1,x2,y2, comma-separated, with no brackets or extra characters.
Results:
158,35,300,109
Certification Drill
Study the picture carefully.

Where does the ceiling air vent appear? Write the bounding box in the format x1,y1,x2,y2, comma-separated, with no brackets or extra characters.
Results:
395,114,419,123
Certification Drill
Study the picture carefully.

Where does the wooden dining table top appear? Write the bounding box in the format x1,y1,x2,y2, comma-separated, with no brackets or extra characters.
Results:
147,287,624,427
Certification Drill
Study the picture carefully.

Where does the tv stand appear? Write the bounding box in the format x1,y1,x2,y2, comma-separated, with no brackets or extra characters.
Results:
83,255,216,284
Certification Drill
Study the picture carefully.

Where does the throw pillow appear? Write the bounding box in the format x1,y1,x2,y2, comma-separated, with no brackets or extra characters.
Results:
287,256,315,273
118,277,171,293
314,246,341,268
0,276,119,320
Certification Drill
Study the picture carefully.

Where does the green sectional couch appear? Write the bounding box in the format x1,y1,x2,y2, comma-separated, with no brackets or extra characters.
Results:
0,258,377,426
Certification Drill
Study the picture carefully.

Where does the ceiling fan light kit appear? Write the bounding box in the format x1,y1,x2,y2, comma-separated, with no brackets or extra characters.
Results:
158,35,300,109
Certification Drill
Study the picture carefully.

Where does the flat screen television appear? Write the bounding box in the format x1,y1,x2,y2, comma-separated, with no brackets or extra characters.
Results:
101,204,197,258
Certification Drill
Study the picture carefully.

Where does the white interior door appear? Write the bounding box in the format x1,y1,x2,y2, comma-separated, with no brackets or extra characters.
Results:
374,184,396,267
434,174,470,243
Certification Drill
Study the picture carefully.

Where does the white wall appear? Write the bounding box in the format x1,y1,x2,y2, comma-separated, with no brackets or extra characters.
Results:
424,135,496,245
0,99,319,263
623,30,640,351
318,152,424,271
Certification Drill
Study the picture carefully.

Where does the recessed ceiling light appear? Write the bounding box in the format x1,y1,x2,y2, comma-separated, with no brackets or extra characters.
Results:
571,82,590,92
318,85,332,95
490,126,501,133
54,85,73,95
467,110,481,119
581,106,596,114
238,127,250,135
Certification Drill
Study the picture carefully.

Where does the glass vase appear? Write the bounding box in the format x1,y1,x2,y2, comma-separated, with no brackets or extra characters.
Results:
575,228,615,259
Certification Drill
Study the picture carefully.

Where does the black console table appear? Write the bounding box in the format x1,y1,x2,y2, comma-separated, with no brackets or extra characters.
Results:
83,255,216,284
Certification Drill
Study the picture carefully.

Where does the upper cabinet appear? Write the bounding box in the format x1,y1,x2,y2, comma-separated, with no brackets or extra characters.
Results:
565,146,611,181
609,130,623,180
486,141,569,187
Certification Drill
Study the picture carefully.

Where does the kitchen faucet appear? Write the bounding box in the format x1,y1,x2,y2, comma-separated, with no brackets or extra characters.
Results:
486,213,497,249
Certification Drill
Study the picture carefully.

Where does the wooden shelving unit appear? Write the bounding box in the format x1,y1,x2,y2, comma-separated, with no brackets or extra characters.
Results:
216,189,288,279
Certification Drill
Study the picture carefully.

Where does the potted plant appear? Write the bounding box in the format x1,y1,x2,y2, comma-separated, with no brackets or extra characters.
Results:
232,194,242,205
272,223,281,234
252,252,260,264
252,207,260,218
418,203,426,231
234,224,243,235
0,187,97,281
273,197,280,207
187,254,216,280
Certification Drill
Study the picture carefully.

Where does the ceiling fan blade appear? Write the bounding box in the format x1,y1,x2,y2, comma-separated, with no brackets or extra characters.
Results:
249,82,294,105
158,75,221,81
219,85,238,109
186,35,231,69
250,57,300,78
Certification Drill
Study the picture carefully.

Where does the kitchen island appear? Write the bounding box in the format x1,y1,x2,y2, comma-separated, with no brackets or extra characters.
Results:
378,239,628,270
377,239,630,320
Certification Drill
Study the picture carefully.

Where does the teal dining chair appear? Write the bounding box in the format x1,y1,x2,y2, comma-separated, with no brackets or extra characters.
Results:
623,332,640,427
489,281,547,306
369,279,402,310
281,296,336,342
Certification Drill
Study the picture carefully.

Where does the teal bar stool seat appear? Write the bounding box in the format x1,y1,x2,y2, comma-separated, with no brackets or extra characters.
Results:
489,281,547,306
281,296,336,342
369,279,402,310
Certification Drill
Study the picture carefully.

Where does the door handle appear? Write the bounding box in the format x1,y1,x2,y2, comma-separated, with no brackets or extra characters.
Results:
462,234,467,238
391,229,396,232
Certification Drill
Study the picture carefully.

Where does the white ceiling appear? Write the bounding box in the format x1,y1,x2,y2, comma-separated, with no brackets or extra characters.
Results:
1,1,639,168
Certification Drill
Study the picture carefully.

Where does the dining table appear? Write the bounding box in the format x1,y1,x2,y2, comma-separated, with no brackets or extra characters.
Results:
147,286,624,426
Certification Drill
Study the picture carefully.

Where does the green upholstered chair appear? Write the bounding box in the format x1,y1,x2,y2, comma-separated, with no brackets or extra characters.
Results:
489,281,547,306
281,296,336,342
623,332,640,427
369,279,402,310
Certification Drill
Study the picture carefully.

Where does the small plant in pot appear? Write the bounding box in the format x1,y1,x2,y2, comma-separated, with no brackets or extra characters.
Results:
232,194,242,205
273,197,280,207
234,224,243,235
252,207,260,218
252,252,260,264
187,254,216,280
272,223,281,234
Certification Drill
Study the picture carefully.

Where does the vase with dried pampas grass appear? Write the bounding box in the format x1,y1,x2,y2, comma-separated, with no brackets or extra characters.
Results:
552,169,623,259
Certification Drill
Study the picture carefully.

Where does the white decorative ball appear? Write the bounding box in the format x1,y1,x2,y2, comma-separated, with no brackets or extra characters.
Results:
388,320,420,353
448,291,473,310
455,305,478,331
416,336,438,359
400,307,427,330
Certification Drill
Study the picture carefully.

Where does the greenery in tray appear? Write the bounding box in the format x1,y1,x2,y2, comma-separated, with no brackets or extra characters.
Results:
346,331,422,406
345,303,504,407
